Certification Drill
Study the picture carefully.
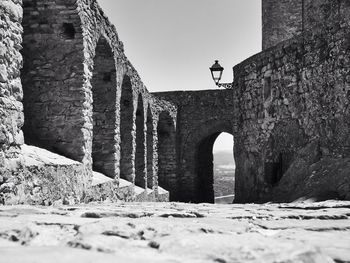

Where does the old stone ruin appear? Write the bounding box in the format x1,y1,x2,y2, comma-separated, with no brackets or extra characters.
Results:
1,0,350,205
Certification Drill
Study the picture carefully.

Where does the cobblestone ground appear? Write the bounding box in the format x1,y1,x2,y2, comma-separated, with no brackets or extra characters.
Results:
0,201,349,263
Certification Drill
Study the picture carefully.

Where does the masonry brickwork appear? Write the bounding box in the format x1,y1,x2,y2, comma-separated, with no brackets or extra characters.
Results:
0,0,176,204
233,0,350,202
157,0,350,203
1,0,350,204
0,0,24,164
155,90,235,203
262,0,303,50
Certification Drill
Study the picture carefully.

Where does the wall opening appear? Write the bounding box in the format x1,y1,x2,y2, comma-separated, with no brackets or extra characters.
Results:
146,107,154,189
157,111,176,199
120,75,134,182
61,23,76,39
91,37,117,178
263,76,272,100
264,119,307,187
196,131,235,204
264,152,293,186
135,94,146,188
213,133,235,204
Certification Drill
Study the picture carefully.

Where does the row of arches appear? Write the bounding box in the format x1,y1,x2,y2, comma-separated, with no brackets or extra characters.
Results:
19,4,236,204
91,37,177,194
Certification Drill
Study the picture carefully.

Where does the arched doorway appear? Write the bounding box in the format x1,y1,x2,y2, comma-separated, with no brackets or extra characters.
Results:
213,133,235,204
91,37,117,178
119,75,134,182
146,107,155,189
194,124,235,203
157,111,176,199
135,94,146,187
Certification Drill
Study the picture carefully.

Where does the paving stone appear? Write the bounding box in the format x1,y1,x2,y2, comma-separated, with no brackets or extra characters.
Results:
0,201,349,262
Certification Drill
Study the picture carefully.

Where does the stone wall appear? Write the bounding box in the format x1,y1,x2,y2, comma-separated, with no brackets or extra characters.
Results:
1,145,90,205
91,37,117,177
155,90,235,203
233,0,350,202
21,0,87,162
262,0,303,50
19,0,176,198
149,95,177,199
157,110,177,199
0,0,24,165
262,0,350,50
0,0,176,204
3,0,349,204
304,0,350,32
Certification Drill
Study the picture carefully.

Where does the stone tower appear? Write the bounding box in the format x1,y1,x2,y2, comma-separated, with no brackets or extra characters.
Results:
262,0,304,50
303,0,350,31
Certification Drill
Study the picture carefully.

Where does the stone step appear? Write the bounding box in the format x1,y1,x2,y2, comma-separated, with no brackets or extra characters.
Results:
1,144,170,204
1,145,89,205
134,186,170,202
215,195,235,204
87,172,134,202
157,186,170,202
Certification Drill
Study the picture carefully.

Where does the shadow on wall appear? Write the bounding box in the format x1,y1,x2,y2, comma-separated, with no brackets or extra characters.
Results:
120,75,135,183
264,140,350,202
135,94,146,188
21,0,86,162
263,119,308,187
146,107,155,189
91,36,118,178
157,111,177,199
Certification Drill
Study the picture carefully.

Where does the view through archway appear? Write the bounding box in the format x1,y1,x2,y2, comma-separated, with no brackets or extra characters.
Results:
213,132,235,204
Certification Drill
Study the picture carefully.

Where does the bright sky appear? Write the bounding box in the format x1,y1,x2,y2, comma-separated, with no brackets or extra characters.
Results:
213,132,234,154
97,0,262,151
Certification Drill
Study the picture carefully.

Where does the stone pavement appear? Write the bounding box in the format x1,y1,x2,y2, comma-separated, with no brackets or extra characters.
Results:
0,201,349,263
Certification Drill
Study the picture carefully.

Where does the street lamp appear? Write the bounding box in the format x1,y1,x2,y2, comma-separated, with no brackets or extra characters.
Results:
209,60,233,89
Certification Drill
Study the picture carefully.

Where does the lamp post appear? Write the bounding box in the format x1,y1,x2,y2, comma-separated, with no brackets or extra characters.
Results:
209,60,233,89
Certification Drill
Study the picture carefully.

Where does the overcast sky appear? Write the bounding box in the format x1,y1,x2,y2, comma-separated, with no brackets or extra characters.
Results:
97,0,262,152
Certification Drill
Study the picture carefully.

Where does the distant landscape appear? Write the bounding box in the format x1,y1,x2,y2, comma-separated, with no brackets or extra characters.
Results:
213,151,235,203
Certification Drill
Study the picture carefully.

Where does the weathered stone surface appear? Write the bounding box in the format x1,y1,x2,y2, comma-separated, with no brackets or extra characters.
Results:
232,0,350,203
0,146,169,205
85,172,130,203
0,201,349,262
265,140,350,202
154,90,235,203
0,145,90,205
2,0,350,205
18,0,175,202
262,0,303,50
262,0,350,50
0,0,24,162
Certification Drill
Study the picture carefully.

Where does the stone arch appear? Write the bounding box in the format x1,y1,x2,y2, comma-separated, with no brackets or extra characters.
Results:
146,106,155,189
135,94,146,187
91,36,117,178
157,111,177,199
119,75,134,182
193,122,234,203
